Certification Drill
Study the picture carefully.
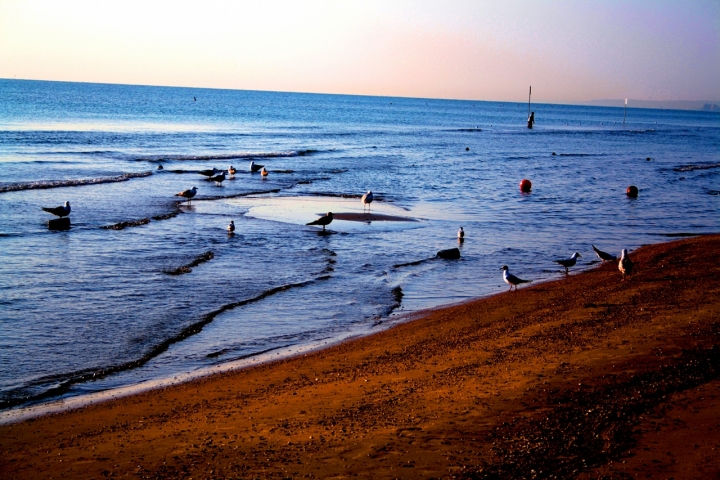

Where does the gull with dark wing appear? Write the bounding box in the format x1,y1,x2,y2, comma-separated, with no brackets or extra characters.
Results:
592,244,616,262
175,186,197,202
361,190,374,212
501,265,532,291
250,161,264,173
227,220,235,233
619,249,633,280
306,212,333,231
555,252,582,274
199,167,221,177
42,201,71,218
208,172,226,185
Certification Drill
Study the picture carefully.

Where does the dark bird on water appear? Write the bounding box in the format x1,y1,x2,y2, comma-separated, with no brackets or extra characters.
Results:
199,167,221,177
250,161,264,172
592,244,616,262
361,190,373,212
307,212,333,231
619,249,633,280
501,265,532,291
554,252,582,274
227,220,235,233
42,201,71,217
175,186,197,202
208,172,226,185
457,226,465,240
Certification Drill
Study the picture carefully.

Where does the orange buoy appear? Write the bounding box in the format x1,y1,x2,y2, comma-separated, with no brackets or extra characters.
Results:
519,179,532,192
626,185,638,198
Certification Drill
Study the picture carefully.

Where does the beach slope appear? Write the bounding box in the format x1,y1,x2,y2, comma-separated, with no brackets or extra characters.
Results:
2,235,719,479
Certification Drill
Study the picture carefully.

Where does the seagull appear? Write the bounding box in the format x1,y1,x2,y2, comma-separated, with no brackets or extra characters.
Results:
619,249,633,280
250,161,264,172
361,191,374,213
306,212,333,231
175,186,197,202
228,166,236,176
501,265,532,291
592,244,616,262
227,220,235,233
555,252,582,274
199,167,221,177
261,167,269,177
458,227,465,240
208,172,226,185
42,201,71,218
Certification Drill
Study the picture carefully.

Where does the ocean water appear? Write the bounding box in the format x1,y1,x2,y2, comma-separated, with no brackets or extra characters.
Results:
0,79,718,414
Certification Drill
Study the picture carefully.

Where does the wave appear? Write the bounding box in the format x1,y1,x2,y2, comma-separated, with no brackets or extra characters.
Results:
137,150,319,162
0,275,331,411
673,162,720,172
163,251,215,275
102,218,151,230
0,171,152,193
446,128,483,132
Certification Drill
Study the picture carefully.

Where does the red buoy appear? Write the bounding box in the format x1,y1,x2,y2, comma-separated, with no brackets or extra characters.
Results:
519,179,532,192
626,185,639,198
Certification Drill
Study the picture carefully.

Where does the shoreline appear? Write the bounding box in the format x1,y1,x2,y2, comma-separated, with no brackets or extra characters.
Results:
2,234,719,478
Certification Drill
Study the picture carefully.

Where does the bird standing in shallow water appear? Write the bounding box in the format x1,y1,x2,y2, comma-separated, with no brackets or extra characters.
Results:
592,245,616,262
175,187,197,202
261,167,268,177
307,212,333,231
458,227,465,241
228,166,236,176
250,161,264,172
555,252,582,274
199,167,221,177
361,191,373,213
619,249,633,280
227,220,235,233
208,172,226,185
501,265,532,291
42,201,71,218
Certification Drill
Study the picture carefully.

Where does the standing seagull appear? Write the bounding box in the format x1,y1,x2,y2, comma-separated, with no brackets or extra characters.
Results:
306,212,333,231
501,265,532,291
592,244,616,262
175,186,198,202
555,252,582,274
457,227,465,241
250,161,264,173
227,220,235,233
619,249,633,280
261,167,269,177
208,172,226,185
361,191,374,213
42,201,71,218
228,166,237,176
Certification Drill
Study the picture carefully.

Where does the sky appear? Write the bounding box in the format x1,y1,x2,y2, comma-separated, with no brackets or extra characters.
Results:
1,0,718,102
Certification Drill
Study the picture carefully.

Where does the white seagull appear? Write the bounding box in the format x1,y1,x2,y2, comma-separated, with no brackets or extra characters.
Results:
501,265,532,291
175,186,198,202
250,161,264,173
361,191,374,213
458,227,465,240
306,212,333,231
555,252,582,274
227,220,235,233
42,201,71,218
619,249,633,280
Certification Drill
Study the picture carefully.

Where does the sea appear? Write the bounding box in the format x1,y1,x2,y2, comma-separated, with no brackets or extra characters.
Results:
0,79,718,417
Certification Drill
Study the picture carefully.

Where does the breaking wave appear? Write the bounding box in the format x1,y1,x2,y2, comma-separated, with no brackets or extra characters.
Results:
138,149,319,162
0,171,152,193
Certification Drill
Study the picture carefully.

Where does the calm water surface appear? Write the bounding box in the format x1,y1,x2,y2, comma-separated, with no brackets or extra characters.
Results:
1,79,718,413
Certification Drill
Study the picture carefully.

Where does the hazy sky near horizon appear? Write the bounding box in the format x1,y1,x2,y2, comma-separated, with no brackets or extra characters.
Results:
1,0,718,102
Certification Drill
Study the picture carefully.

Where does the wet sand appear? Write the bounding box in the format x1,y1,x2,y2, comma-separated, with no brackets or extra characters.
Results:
2,235,719,479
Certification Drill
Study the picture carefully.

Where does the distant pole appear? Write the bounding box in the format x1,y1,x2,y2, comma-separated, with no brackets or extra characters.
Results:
624,98,627,124
528,86,532,118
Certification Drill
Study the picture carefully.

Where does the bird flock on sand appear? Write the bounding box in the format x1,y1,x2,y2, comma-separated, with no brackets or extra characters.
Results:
43,159,636,290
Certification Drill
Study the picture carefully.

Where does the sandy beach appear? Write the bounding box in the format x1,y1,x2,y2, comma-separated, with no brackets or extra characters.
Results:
2,234,719,479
